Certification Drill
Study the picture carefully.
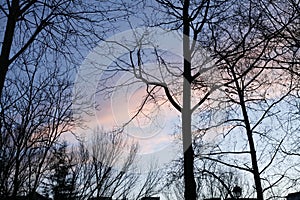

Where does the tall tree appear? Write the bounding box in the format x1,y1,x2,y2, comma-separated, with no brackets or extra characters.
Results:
193,0,300,199
97,1,230,199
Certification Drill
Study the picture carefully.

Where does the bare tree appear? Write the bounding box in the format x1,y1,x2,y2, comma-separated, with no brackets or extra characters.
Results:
192,1,300,199
163,140,253,200
93,1,233,199
66,128,162,200
119,0,299,199
0,48,76,197
0,1,164,199
0,0,131,98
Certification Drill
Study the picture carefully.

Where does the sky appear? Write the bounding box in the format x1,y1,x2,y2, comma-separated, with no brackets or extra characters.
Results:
66,2,300,199
2,1,300,199
71,27,184,173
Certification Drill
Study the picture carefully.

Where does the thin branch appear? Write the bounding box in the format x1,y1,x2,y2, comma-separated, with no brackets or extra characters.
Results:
199,156,253,172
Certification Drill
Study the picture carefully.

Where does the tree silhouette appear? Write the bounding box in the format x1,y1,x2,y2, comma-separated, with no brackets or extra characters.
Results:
48,142,77,200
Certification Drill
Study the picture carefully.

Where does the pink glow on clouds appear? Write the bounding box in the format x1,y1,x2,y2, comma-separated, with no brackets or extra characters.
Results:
94,82,181,155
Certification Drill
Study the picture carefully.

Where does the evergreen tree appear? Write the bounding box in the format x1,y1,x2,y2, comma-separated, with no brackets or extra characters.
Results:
50,142,77,200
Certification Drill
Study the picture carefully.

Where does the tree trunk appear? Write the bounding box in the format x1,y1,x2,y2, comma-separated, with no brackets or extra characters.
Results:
240,102,264,200
182,0,197,199
12,150,20,197
232,67,264,200
0,0,19,98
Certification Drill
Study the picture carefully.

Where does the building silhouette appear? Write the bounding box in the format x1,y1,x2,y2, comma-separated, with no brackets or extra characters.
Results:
205,191,300,200
204,198,257,200
287,192,300,200
2,192,50,200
